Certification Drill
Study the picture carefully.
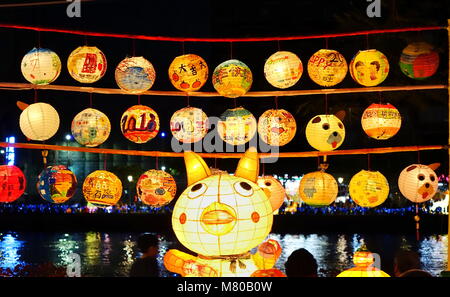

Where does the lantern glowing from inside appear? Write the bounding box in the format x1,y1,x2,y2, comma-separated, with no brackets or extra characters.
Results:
120,105,159,143
361,103,401,140
257,176,286,211
349,170,389,208
71,108,111,147
350,50,389,87
399,42,439,80
218,107,257,145
137,169,177,207
115,56,156,94
212,59,252,98
21,48,61,85
83,170,122,207
398,163,439,203
305,114,345,151
0,165,26,203
307,49,348,87
264,51,303,89
337,247,390,277
37,165,77,204
170,107,208,143
169,54,208,92
67,46,107,83
19,102,60,141
298,171,338,207
258,109,297,146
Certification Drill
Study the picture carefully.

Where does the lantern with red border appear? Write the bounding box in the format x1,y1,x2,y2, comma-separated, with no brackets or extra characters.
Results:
361,103,401,140
120,105,160,143
0,165,26,203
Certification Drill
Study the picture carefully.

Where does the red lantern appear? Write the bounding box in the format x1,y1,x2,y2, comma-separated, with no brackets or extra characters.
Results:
0,165,26,203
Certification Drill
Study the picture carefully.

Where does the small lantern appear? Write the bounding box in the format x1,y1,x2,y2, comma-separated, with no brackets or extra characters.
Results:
298,169,338,207
20,102,60,141
67,46,107,83
37,165,77,204
71,108,111,147
257,176,286,211
399,42,439,80
307,49,348,87
115,56,156,94
349,170,389,208
337,245,390,277
212,59,252,98
21,48,61,85
120,105,159,143
361,103,401,140
169,54,208,92
398,163,439,203
0,165,26,203
350,49,389,87
82,170,122,207
258,109,297,146
264,51,303,89
218,107,257,145
305,113,345,151
170,107,209,143
136,169,177,207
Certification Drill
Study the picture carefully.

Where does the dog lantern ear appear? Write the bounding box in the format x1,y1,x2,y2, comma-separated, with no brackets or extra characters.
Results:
335,110,346,122
184,151,211,186
235,147,259,183
428,163,440,171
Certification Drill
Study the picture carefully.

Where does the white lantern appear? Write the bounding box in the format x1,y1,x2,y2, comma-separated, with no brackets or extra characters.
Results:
19,102,60,141
21,48,61,85
398,163,440,203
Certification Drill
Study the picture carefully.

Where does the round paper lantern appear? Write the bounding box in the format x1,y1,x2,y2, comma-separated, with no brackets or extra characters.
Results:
298,171,338,207
212,59,252,98
305,114,345,151
0,165,26,203
169,54,208,92
21,48,61,85
258,109,297,146
361,103,401,140
67,46,107,83
349,170,389,208
399,42,439,80
136,169,177,207
170,107,208,143
337,246,390,277
115,56,156,93
218,107,257,145
20,102,60,141
398,164,439,203
37,165,77,204
120,105,159,143
350,49,389,86
71,108,111,147
264,51,303,89
257,176,286,211
307,49,348,87
82,170,122,207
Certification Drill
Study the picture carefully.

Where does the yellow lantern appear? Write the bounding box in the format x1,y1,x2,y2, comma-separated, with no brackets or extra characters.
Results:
21,48,61,85
399,42,439,80
120,105,159,143
218,107,257,145
82,170,122,207
398,163,440,203
307,49,348,87
264,51,303,89
212,59,252,98
361,103,401,140
258,109,297,146
71,108,111,147
136,169,177,207
19,102,60,141
298,170,338,207
350,49,389,87
169,54,208,92
257,176,286,211
337,245,390,277
305,113,345,151
67,46,107,83
349,170,389,207
170,107,209,143
115,56,156,94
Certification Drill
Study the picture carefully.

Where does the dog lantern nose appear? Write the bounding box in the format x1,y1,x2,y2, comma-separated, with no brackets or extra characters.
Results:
333,132,338,137
425,183,430,188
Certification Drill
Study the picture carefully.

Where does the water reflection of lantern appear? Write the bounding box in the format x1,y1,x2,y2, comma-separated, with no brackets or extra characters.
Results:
136,170,177,207
307,49,347,87
169,54,208,92
120,105,159,144
349,170,389,208
67,46,107,83
264,51,303,89
170,107,208,143
71,108,111,147
337,245,390,277
37,165,77,204
399,42,439,80
212,59,252,98
19,102,60,141
0,165,26,203
398,163,439,203
258,109,297,146
83,170,122,207
115,57,156,93
298,169,338,207
218,107,257,145
21,48,61,85
257,176,286,211
305,113,345,151
349,49,389,87
361,103,401,140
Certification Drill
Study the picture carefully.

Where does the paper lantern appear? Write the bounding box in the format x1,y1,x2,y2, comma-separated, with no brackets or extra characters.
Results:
361,103,401,140
399,42,439,80
257,176,286,211
21,48,61,85
0,165,26,203
37,165,77,204
350,50,389,86
212,59,252,98
298,170,338,207
82,170,122,207
120,105,159,143
170,107,209,143
218,107,257,145
169,54,208,92
337,246,390,277
264,51,303,89
258,109,296,146
307,49,348,87
115,56,156,93
20,102,60,141
398,163,439,203
349,170,389,208
67,46,107,83
71,108,111,147
136,169,177,207
305,114,345,151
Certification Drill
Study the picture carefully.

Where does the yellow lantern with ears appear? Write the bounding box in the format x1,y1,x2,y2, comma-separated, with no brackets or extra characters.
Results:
170,107,209,143
349,170,389,208
350,49,389,87
361,103,401,140
305,112,346,151
21,48,61,85
298,169,338,207
258,109,297,146
337,245,390,277
82,170,122,207
307,49,348,87
19,102,60,141
136,170,177,207
257,176,286,211
212,59,252,98
71,108,111,147
264,51,303,89
169,54,209,92
115,56,156,94
398,163,440,203
120,105,159,144
218,107,257,145
67,46,107,83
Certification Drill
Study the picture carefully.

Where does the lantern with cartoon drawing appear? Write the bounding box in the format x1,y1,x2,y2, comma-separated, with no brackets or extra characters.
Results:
218,107,257,145
136,169,177,207
212,59,253,98
258,109,297,146
37,165,77,204
305,112,346,151
349,170,389,208
307,49,347,87
115,56,156,93
398,163,440,203
21,48,61,85
350,50,389,87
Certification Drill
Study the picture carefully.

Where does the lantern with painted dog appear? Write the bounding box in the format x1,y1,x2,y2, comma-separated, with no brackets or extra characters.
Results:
349,170,389,208
0,165,26,203
115,56,156,94
257,176,286,211
398,163,440,203
37,165,77,204
170,107,209,143
350,49,389,87
264,51,303,89
258,109,297,146
218,107,257,146
361,103,401,140
307,49,347,87
67,46,107,83
212,59,252,98
169,54,209,92
137,169,177,207
82,170,122,207
121,105,159,144
21,48,61,85
305,111,346,151
399,42,439,80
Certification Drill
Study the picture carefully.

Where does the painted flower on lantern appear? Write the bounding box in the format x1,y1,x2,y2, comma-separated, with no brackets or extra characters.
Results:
170,107,209,143
218,107,257,145
37,165,77,204
120,105,159,143
115,56,156,94
398,163,440,203
399,42,439,80
305,112,346,151
137,169,177,207
82,170,122,207
264,51,303,89
350,49,389,87
307,49,348,87
169,54,209,92
19,102,60,141
0,165,26,203
257,176,286,211
67,46,107,83
212,59,252,98
361,103,401,140
349,170,389,208
337,245,390,277
71,108,111,147
21,48,61,85
258,109,297,146
298,170,338,207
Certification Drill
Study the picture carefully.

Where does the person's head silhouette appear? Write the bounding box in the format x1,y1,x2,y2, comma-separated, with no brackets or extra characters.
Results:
285,248,318,277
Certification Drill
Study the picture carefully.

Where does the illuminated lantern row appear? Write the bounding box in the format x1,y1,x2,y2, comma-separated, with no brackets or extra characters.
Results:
298,169,338,207
350,49,389,87
212,59,253,98
115,56,156,94
67,46,107,83
258,109,297,146
82,170,122,207
0,165,26,203
21,48,61,85
257,175,286,211
337,245,390,277
349,170,389,208
120,105,159,143
399,42,439,80
169,54,209,92
71,108,111,147
398,163,439,203
307,49,348,87
136,169,177,207
37,165,77,204
264,51,303,89
305,113,346,151
170,107,209,143
361,103,401,140
19,102,60,141
218,107,257,145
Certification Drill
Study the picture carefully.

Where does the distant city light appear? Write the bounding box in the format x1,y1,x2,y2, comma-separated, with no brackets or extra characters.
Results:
5,136,15,165
338,177,344,184
161,166,166,171
65,134,72,141
0,150,4,154
127,175,133,182
160,132,166,138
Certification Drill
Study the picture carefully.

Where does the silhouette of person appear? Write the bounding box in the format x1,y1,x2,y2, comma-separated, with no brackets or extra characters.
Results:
129,233,159,277
394,250,432,277
284,248,318,277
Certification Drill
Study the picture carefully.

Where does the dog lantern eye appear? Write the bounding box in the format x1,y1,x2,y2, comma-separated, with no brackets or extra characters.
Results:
322,123,330,130
418,174,425,181
430,175,436,182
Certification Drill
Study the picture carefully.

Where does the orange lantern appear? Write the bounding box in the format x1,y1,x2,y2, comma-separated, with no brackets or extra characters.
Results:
169,54,209,92
298,169,338,207
82,170,122,207
120,105,160,143
0,165,26,203
258,109,297,146
361,103,401,140
349,49,389,87
136,170,177,207
337,245,390,277
257,176,286,211
307,49,348,87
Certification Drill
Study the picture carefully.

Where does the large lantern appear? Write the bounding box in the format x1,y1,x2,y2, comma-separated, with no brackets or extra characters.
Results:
170,107,209,143
349,170,389,208
305,113,345,151
169,54,208,92
19,102,60,141
218,107,257,145
298,170,338,207
37,165,77,204
349,49,389,87
258,109,297,146
337,245,390,277
212,59,252,98
71,108,111,147
361,103,401,140
398,163,439,203
21,48,61,85
82,170,122,207
120,105,159,143
0,165,26,203
257,176,286,211
264,51,303,89
136,169,177,207
67,46,107,83
115,56,156,94
307,49,348,87
399,42,439,80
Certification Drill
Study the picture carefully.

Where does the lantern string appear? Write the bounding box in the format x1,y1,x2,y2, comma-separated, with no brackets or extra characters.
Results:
103,154,107,170
181,41,185,55
324,94,328,114
155,156,159,170
229,42,233,59
37,30,41,48
84,35,88,46
89,92,93,108
137,95,141,105
214,157,217,169
325,37,328,49
365,34,369,50
34,88,38,103
132,39,136,56
186,94,190,107
277,40,281,51
368,153,371,171
274,96,279,109
417,150,421,163
415,203,420,241
378,91,383,104
233,97,237,108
